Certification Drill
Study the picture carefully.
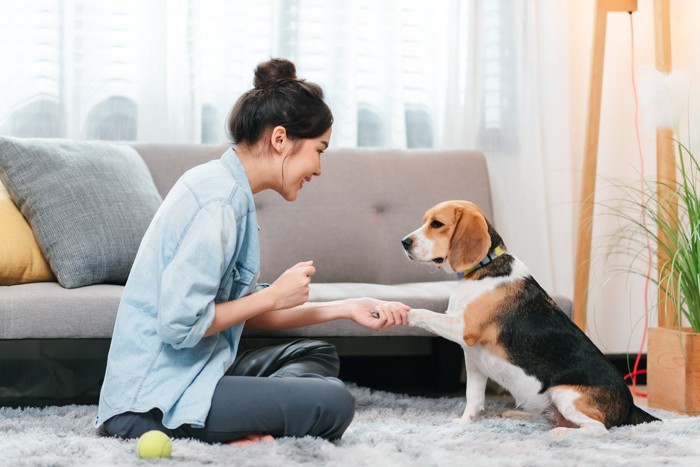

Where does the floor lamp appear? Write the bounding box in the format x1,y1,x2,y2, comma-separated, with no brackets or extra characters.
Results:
652,0,678,329
573,0,638,331
573,0,677,331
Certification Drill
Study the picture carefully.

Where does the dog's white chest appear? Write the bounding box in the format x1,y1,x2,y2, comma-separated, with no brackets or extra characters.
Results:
446,258,530,317
445,277,501,316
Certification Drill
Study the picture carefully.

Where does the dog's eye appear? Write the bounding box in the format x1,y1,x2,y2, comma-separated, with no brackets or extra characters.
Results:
430,220,444,229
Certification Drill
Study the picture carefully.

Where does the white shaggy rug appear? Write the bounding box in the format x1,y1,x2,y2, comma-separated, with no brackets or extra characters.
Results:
1,385,699,466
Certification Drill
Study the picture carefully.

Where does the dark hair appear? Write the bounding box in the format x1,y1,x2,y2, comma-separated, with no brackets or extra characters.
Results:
227,58,333,148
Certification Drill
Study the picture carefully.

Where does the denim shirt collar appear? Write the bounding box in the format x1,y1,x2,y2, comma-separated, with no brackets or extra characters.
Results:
221,148,255,205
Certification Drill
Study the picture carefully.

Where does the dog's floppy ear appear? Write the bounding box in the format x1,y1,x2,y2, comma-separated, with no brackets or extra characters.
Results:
447,208,491,272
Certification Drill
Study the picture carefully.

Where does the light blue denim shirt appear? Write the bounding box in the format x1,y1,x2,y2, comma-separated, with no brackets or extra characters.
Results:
95,148,260,430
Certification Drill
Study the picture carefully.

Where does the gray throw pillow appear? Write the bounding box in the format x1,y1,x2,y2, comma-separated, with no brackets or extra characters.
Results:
0,137,163,288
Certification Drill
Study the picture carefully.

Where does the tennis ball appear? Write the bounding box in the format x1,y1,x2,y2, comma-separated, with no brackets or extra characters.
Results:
136,430,172,459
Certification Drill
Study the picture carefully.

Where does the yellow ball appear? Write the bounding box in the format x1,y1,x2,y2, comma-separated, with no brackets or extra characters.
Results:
136,430,172,459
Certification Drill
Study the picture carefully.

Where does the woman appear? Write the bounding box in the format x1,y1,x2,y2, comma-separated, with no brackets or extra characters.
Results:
95,58,410,445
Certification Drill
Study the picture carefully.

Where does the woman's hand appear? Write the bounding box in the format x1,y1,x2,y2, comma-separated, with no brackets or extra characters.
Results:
265,261,316,310
347,298,410,331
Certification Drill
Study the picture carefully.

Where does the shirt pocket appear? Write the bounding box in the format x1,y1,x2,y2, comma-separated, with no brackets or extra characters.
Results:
219,261,256,300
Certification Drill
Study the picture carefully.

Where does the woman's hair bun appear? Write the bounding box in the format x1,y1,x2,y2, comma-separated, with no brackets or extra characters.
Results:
254,58,298,89
228,56,332,146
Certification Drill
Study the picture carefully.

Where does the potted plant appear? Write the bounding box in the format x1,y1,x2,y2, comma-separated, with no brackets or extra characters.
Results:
604,141,700,415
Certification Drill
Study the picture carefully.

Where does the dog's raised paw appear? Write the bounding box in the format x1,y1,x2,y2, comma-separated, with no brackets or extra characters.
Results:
407,308,429,326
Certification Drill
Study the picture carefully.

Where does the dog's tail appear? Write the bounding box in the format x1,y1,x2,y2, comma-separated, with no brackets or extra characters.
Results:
625,404,661,425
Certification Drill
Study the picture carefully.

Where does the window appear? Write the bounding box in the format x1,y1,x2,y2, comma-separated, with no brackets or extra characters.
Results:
1,98,61,137
478,0,519,152
201,104,221,145
405,106,433,148
85,97,137,141
0,1,520,151
357,106,385,147
0,1,143,140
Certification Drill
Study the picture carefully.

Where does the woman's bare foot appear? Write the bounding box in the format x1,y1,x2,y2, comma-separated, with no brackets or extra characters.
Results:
228,434,275,447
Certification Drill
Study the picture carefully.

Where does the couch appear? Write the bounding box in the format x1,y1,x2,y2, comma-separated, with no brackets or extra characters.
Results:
0,143,572,399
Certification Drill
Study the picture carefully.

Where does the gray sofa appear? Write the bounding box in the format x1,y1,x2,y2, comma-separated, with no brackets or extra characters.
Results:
0,144,572,398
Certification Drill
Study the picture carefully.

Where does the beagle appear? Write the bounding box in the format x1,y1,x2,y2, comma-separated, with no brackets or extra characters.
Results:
402,200,659,434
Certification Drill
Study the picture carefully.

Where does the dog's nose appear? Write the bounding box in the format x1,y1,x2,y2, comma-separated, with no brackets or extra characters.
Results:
401,237,413,249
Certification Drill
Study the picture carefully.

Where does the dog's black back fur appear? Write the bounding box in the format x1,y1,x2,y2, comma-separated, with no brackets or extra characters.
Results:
475,254,659,427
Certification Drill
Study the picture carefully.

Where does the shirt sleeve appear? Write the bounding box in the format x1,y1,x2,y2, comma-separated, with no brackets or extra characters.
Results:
156,200,237,350
253,282,270,293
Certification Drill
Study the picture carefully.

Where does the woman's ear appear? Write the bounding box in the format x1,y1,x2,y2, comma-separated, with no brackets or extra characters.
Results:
447,209,490,272
270,125,288,154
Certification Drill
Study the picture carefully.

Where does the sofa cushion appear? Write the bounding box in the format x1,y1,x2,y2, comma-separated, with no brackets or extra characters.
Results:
0,280,573,339
0,282,451,339
133,147,496,286
132,143,229,198
0,181,55,285
0,282,124,339
0,137,163,288
254,149,495,285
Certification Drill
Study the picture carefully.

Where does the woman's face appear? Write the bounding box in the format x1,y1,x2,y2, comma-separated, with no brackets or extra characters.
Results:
280,127,331,201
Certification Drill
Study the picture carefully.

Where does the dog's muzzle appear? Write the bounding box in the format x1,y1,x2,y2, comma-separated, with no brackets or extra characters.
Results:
401,237,415,259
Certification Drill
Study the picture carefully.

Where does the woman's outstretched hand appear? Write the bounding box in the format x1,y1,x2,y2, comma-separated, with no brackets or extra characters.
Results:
266,261,316,310
348,298,410,331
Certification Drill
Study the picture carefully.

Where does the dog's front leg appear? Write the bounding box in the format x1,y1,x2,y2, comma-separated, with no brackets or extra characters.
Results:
456,355,487,423
410,309,486,423
408,308,464,345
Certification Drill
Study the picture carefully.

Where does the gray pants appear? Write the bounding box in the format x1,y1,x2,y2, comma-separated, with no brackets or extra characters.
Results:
102,339,355,443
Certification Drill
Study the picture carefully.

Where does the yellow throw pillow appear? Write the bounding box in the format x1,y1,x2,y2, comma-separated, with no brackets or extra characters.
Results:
0,181,55,284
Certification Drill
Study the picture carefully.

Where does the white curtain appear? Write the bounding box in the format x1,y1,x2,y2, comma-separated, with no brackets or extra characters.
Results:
0,0,575,298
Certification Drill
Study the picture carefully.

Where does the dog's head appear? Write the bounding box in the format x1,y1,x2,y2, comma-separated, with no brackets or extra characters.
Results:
401,200,502,273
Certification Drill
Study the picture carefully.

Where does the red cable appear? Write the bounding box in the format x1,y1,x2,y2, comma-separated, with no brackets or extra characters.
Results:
624,12,651,398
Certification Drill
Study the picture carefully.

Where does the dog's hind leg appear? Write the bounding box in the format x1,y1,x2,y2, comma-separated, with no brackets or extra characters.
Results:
547,386,608,435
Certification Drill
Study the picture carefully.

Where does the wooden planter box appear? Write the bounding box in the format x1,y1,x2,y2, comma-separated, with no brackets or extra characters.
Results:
647,327,700,415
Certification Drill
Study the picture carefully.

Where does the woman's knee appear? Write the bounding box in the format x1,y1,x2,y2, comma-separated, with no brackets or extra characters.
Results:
310,379,356,439
295,339,339,360
284,339,340,378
